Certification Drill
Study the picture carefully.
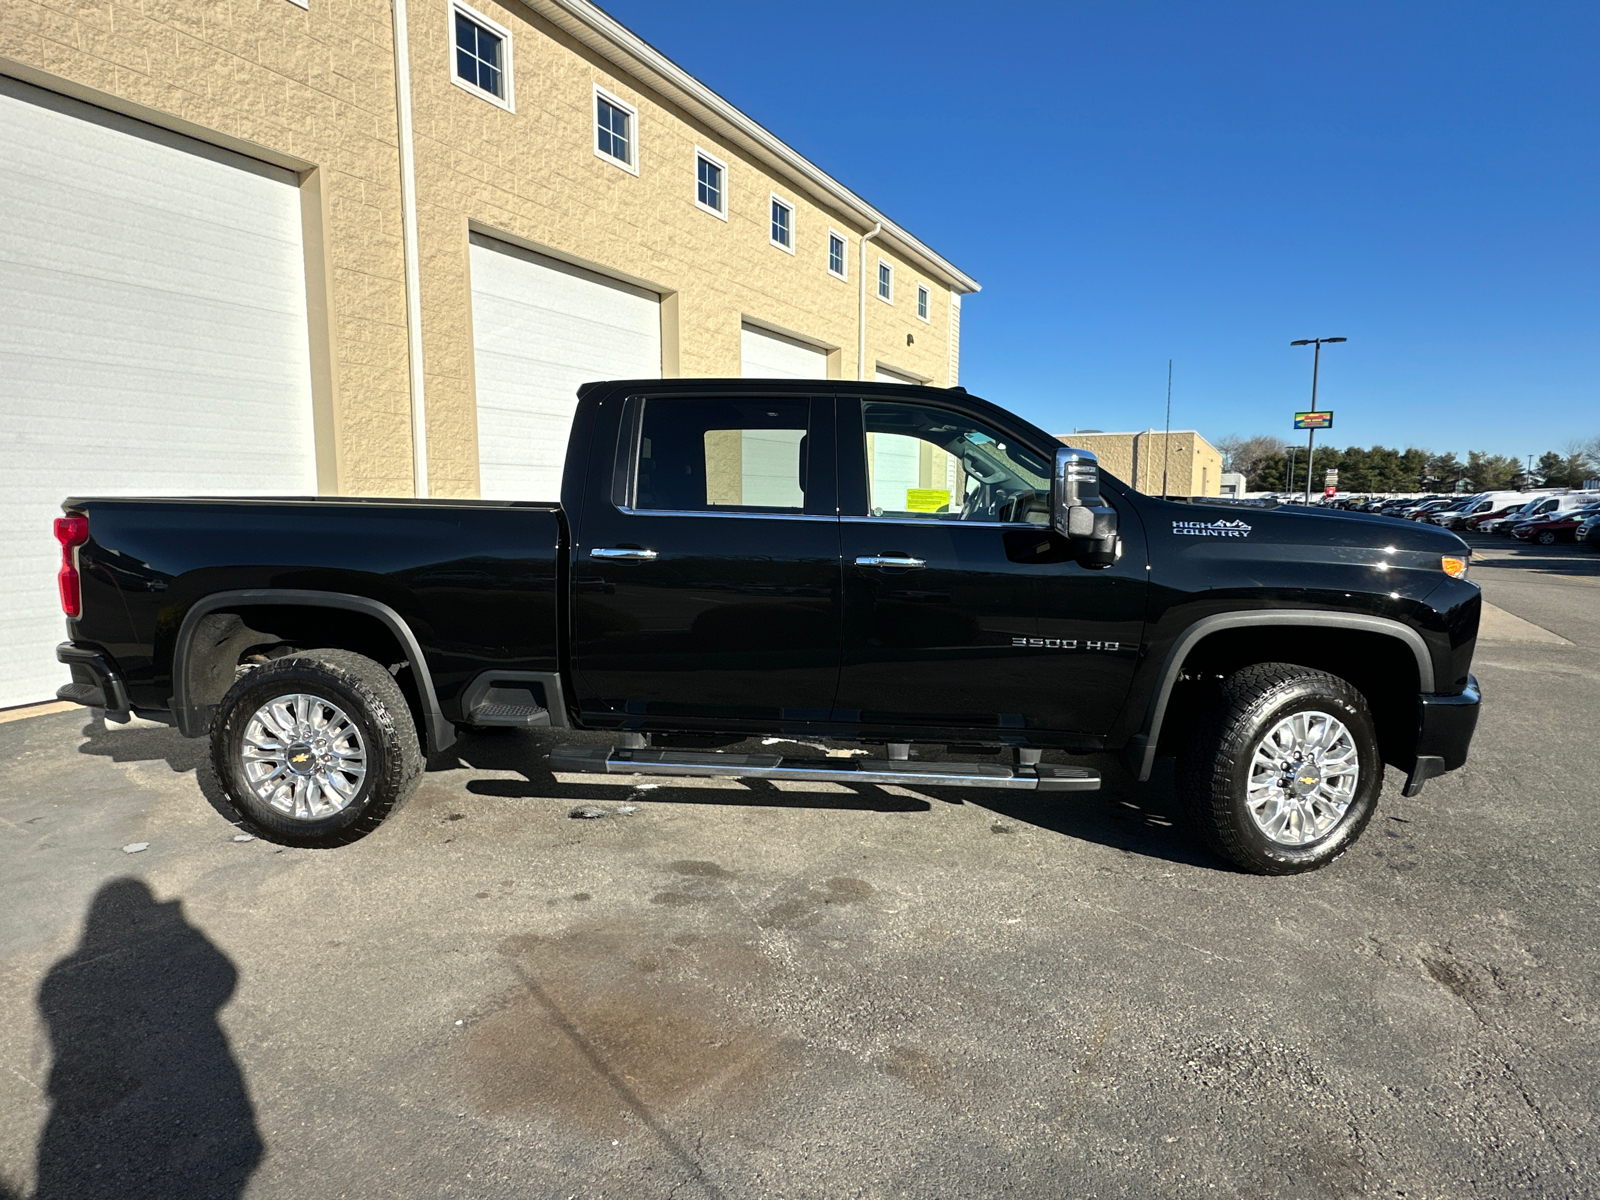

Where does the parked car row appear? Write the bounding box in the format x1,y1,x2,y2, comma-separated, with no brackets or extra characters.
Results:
1260,490,1600,548
1422,493,1600,546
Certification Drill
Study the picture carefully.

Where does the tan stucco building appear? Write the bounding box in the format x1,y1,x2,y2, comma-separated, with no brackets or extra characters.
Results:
1057,430,1224,497
0,0,977,706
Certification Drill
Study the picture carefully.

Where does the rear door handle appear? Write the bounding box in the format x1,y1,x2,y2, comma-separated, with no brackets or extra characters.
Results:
855,554,926,570
590,547,658,562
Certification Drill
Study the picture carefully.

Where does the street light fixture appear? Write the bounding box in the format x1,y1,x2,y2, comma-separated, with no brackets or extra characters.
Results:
1290,337,1346,503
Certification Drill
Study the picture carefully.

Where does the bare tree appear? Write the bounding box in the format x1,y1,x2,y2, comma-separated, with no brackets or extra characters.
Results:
1216,434,1288,482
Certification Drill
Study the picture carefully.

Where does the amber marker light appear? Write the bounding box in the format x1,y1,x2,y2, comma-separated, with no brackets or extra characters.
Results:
1441,556,1469,579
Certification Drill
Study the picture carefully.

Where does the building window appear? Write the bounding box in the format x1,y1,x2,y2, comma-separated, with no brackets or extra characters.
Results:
828,230,847,280
594,86,638,173
695,148,727,219
770,195,795,253
451,3,513,110
877,259,893,303
917,284,930,322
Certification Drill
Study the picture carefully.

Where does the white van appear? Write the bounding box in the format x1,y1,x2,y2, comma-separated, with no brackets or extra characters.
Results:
1433,491,1541,529
1482,492,1588,533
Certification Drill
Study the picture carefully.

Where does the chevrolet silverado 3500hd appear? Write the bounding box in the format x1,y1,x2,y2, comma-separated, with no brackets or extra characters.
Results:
51,379,1481,873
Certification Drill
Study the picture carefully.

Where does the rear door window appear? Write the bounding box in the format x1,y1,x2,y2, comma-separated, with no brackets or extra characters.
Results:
631,397,812,513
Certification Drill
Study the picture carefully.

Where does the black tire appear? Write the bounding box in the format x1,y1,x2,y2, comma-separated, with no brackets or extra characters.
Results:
1536,530,1557,546
1178,663,1382,875
210,649,423,847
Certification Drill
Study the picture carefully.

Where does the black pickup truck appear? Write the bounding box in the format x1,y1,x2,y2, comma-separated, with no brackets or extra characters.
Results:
51,379,1481,873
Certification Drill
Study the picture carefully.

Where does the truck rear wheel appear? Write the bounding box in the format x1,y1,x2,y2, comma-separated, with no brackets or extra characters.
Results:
1178,663,1381,874
210,649,423,847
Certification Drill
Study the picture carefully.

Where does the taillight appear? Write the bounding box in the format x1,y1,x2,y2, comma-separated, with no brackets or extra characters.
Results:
54,515,89,618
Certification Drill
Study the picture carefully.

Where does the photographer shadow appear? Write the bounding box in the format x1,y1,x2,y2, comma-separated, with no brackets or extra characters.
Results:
22,878,262,1200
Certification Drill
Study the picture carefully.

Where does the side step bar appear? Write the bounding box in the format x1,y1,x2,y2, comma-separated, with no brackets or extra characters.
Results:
548,746,1101,792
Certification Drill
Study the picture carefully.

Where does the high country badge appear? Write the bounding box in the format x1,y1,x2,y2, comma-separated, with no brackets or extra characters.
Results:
1173,518,1252,538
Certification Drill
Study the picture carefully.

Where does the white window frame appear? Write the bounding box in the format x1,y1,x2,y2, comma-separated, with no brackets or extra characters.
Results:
827,228,849,281
694,146,728,220
769,193,796,254
916,283,931,323
593,83,639,175
450,0,515,112
876,258,894,304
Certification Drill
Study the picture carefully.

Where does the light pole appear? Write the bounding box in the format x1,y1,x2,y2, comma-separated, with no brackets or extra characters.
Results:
1290,336,1346,503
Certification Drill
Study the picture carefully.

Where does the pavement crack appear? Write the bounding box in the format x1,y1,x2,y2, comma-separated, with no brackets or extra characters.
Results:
1428,942,1580,1184
1074,899,1245,964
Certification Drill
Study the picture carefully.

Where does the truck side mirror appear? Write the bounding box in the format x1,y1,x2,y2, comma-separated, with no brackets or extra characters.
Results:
1052,446,1120,567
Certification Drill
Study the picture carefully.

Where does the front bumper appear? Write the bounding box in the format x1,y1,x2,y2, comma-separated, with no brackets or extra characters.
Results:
1403,673,1481,796
56,643,130,715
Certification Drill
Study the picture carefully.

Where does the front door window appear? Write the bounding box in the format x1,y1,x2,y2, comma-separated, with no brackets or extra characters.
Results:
837,396,1145,736
862,400,1051,525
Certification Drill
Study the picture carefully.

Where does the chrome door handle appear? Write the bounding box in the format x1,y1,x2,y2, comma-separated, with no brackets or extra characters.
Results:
855,554,926,569
590,547,658,561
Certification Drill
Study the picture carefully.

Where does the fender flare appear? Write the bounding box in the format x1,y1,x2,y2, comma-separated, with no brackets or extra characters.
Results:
1133,610,1434,781
170,589,454,753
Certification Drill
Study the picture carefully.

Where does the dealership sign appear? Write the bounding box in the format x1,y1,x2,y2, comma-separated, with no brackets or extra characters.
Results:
1294,411,1333,429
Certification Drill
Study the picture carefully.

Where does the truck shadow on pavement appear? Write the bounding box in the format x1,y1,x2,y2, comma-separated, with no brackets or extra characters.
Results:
443,732,1226,871
74,714,205,773
448,732,932,813
69,717,1225,871
972,758,1226,871
13,878,262,1200
74,716,249,831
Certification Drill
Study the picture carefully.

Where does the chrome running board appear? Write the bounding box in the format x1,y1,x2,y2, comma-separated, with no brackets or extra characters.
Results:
547,746,1101,792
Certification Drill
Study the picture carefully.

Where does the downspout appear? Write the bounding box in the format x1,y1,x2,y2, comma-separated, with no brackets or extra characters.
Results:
391,0,429,497
857,222,882,380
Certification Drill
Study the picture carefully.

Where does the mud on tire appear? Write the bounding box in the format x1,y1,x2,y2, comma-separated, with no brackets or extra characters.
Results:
210,648,423,848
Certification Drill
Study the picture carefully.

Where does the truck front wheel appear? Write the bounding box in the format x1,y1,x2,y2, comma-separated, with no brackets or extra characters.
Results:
210,649,423,847
1178,664,1381,874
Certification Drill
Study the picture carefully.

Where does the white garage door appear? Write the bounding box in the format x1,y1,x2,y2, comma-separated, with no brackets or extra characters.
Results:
0,78,316,709
875,365,922,385
740,323,827,379
470,234,661,501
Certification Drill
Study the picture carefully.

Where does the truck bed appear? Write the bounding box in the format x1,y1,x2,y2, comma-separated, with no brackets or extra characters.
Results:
64,496,565,740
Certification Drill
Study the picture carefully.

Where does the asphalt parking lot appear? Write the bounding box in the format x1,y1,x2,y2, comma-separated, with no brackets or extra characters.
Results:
2,536,1598,1200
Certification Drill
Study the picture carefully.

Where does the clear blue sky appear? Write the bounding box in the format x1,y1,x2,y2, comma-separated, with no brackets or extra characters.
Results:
601,0,1596,460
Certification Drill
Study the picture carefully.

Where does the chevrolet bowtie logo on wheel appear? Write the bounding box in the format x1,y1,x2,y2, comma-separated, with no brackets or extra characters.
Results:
291,753,310,765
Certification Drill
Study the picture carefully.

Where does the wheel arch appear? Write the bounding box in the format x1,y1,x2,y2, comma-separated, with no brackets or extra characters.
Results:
1135,612,1433,781
170,590,454,753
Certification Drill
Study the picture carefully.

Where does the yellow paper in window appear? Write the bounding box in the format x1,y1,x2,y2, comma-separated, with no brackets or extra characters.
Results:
905,488,950,513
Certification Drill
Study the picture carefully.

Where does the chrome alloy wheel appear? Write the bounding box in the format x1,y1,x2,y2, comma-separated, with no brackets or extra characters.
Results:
1245,710,1360,846
240,693,368,821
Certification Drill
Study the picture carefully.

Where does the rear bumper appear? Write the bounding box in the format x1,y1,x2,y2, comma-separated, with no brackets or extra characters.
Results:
1403,674,1481,797
55,643,130,716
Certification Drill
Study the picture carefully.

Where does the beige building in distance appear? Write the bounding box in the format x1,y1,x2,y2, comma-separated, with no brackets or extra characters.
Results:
0,0,978,706
1057,430,1224,498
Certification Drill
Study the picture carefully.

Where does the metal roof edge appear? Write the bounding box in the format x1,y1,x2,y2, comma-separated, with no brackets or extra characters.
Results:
522,0,981,295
